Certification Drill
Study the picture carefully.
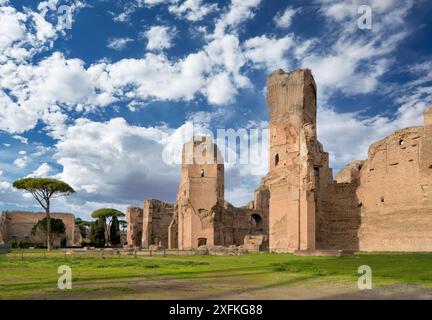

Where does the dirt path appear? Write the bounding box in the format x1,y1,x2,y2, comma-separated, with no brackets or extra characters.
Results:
31,276,432,300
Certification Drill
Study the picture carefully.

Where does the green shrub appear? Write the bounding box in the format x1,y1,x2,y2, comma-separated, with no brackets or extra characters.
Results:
9,240,30,249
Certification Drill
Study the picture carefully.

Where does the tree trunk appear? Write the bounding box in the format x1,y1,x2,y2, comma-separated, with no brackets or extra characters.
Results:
46,208,51,252
104,218,109,247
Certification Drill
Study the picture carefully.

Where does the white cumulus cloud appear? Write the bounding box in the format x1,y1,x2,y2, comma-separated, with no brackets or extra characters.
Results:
274,7,298,28
144,26,175,51
27,162,52,178
107,37,133,50
168,0,218,21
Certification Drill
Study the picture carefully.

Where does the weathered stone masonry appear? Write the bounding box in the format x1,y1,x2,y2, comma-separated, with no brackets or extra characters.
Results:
127,68,431,253
0,211,81,246
262,69,432,252
130,136,269,251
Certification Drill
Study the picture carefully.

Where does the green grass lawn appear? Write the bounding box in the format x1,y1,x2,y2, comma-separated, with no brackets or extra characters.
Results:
1,250,432,299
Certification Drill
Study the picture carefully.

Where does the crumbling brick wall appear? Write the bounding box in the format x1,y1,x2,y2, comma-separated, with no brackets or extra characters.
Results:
128,68,431,253
126,206,143,247
142,199,174,248
356,115,432,251
262,68,432,253
316,110,432,252
317,182,361,250
0,211,80,246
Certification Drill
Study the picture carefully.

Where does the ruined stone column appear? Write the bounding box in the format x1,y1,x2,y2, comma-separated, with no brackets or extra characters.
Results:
167,209,178,249
0,213,6,245
126,206,143,247
176,136,224,249
141,201,151,248
263,69,318,252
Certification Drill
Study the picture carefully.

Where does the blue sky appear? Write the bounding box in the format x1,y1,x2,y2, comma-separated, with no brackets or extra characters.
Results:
0,0,431,219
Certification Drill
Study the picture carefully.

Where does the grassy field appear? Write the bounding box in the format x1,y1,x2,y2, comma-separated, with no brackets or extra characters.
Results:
1,250,432,299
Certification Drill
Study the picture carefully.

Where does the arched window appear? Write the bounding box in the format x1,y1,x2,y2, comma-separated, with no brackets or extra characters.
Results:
275,154,279,166
250,213,263,234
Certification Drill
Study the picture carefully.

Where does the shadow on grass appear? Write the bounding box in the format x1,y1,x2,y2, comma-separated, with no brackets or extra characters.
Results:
194,275,316,300
321,283,432,300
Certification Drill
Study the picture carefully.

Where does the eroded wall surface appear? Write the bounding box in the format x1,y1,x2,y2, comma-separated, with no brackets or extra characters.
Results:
317,181,361,250
0,218,5,245
126,206,143,247
263,69,327,252
142,199,174,248
175,136,224,249
213,188,269,249
128,68,431,253
263,68,432,253
0,211,80,246
357,117,432,251
130,136,270,250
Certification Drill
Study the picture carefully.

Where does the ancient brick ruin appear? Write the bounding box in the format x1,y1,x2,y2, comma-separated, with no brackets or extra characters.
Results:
1,69,429,253
127,68,432,253
0,211,81,246
127,137,269,251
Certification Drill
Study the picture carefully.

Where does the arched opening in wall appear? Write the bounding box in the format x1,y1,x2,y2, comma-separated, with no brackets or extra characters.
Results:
201,169,204,177
197,238,207,247
250,214,263,234
135,231,142,247
275,154,279,167
304,83,317,122
399,139,405,145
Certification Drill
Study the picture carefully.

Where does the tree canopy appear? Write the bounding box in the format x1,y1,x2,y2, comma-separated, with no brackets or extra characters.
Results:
89,217,106,248
31,217,66,235
91,208,124,219
13,178,75,210
90,208,124,246
75,218,92,239
13,177,75,251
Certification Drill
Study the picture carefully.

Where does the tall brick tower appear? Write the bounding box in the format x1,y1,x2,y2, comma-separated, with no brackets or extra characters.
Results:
263,69,319,252
420,108,432,199
175,136,224,249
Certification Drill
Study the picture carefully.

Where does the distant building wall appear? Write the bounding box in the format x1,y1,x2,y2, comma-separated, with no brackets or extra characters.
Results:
126,206,143,247
263,69,432,253
142,199,174,248
0,211,80,246
317,181,361,250
356,117,432,251
126,67,432,253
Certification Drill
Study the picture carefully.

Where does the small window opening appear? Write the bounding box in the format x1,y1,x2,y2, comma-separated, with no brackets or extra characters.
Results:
380,196,385,203
201,169,204,177
197,238,207,247
275,154,279,166
429,164,432,169
399,139,405,145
